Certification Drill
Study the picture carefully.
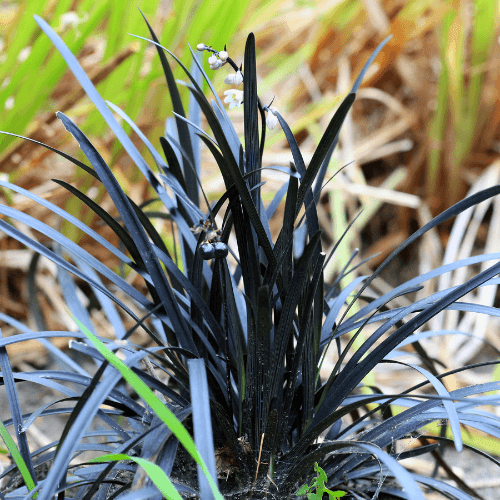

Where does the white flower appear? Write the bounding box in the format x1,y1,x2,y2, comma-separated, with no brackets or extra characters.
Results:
197,43,206,51
218,50,228,61
224,70,243,85
266,106,279,130
224,89,244,109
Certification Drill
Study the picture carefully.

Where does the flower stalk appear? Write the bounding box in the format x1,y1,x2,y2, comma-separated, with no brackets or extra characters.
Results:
201,42,279,129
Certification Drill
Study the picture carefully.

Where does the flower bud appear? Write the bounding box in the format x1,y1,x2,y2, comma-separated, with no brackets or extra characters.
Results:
266,106,279,130
197,43,206,51
208,54,218,65
219,50,228,61
210,59,223,70
224,70,243,85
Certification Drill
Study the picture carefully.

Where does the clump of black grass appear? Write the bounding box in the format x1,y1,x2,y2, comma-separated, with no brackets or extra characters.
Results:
1,11,500,500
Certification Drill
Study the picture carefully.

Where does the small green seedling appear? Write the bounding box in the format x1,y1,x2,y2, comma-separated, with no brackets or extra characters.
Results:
297,462,346,499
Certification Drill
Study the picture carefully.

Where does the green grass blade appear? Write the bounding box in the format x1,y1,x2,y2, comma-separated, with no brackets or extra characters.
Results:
74,316,224,500
88,453,183,500
0,419,37,497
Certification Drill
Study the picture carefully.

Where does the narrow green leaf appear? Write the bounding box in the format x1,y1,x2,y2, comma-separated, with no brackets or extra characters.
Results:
0,419,37,497
88,453,183,500
74,316,224,500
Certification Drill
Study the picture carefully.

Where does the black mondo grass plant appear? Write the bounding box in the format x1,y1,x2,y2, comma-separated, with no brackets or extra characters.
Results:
0,12,500,500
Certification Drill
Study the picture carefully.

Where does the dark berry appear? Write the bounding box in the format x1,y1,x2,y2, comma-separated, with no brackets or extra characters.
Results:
212,241,228,258
198,242,215,260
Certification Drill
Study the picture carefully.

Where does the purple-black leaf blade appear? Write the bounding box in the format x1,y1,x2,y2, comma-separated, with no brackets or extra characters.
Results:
188,359,219,499
56,112,196,354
